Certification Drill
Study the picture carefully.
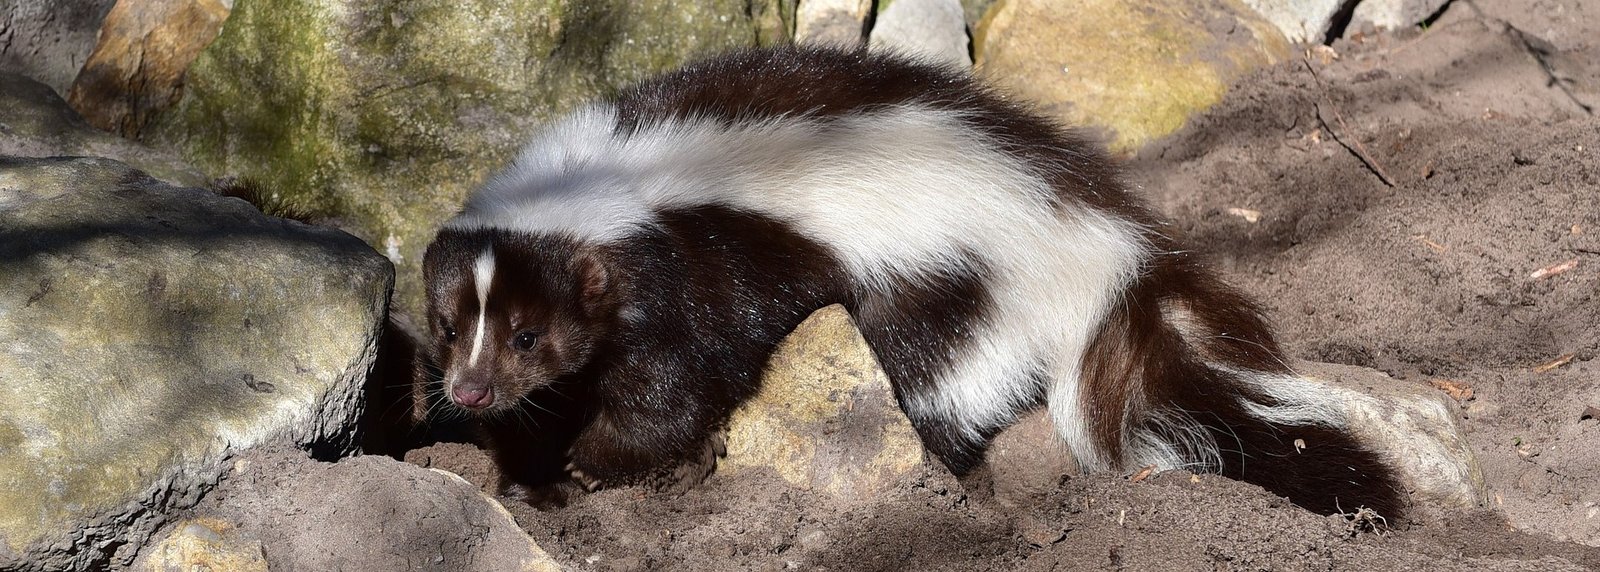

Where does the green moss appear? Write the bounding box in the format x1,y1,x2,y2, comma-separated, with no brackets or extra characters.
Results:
150,0,784,312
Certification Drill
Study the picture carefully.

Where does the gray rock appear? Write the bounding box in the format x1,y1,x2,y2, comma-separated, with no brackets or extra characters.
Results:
795,0,872,46
0,156,392,571
132,450,562,572
870,0,971,68
1,73,206,187
1350,0,1451,33
1239,0,1344,44
0,0,116,95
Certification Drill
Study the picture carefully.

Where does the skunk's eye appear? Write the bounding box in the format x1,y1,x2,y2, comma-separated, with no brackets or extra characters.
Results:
442,323,458,342
512,331,539,352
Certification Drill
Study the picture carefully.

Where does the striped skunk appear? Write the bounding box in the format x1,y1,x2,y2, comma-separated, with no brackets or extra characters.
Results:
419,46,1402,515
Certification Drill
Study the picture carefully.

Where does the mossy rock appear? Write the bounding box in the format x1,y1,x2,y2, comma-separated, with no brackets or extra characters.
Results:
147,0,793,313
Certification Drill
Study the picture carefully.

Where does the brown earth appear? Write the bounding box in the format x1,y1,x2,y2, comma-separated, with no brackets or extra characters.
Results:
384,2,1600,570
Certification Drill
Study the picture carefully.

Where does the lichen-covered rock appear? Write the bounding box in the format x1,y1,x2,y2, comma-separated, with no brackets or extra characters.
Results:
0,156,391,571
1238,0,1344,44
136,518,269,572
133,450,562,572
975,0,1290,154
0,0,116,95
1291,361,1485,511
0,73,206,186
66,0,232,138
722,305,926,500
870,0,971,68
146,0,791,315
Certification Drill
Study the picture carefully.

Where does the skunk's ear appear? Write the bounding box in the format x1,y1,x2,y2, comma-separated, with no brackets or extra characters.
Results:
573,247,614,316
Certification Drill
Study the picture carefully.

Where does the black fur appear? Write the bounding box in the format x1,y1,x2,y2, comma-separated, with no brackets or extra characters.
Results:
418,45,1405,517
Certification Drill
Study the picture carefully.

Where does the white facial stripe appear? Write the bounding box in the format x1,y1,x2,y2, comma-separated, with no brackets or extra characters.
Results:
467,247,495,367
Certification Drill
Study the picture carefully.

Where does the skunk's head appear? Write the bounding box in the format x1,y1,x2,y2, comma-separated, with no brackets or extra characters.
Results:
420,228,617,414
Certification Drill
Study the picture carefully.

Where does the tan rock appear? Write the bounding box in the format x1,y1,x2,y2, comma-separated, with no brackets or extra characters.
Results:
67,0,230,137
139,518,267,572
722,305,926,500
975,0,1290,154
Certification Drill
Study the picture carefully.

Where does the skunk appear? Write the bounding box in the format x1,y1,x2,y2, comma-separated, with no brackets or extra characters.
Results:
418,46,1402,515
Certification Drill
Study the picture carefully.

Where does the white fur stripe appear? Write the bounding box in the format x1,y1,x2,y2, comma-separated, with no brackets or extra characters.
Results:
450,102,1151,469
467,247,495,367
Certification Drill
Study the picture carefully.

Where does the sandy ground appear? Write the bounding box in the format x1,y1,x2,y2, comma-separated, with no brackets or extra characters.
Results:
385,2,1600,570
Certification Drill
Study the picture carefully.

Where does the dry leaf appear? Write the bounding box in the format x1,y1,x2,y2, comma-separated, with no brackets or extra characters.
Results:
1429,379,1475,401
1534,353,1575,373
1226,207,1262,223
1581,405,1600,422
1293,438,1306,453
1309,45,1340,65
1128,465,1156,483
1412,234,1447,253
1529,259,1579,280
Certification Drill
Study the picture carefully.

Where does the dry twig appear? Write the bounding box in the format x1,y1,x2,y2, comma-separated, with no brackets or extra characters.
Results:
1534,353,1575,373
1301,56,1398,188
1529,259,1578,280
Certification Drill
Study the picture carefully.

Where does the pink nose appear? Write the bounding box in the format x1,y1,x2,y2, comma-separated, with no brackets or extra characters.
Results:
451,385,494,409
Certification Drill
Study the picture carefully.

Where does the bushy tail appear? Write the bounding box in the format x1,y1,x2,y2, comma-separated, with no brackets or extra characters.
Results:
1080,253,1403,517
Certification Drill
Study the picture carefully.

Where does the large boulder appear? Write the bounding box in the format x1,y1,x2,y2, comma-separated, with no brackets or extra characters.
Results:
1,73,205,187
133,450,563,572
145,0,793,315
975,0,1291,154
0,157,391,571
